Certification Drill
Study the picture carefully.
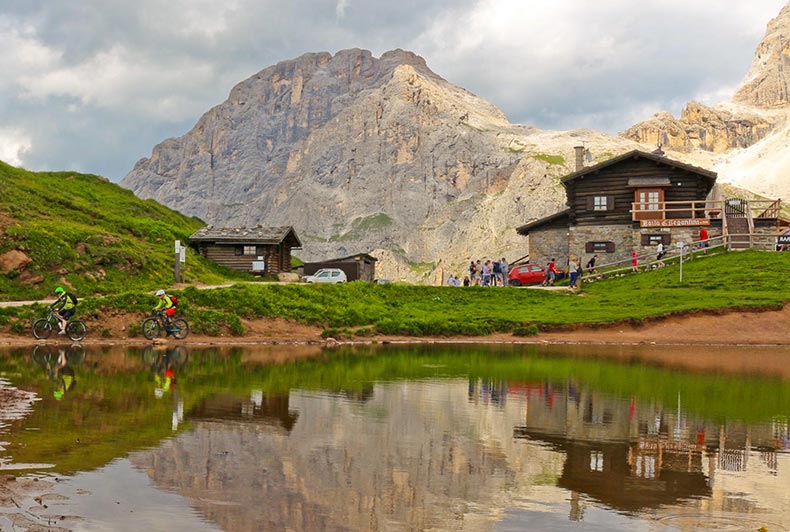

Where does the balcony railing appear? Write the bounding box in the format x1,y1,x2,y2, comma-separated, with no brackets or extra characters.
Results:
631,200,720,225
631,199,782,223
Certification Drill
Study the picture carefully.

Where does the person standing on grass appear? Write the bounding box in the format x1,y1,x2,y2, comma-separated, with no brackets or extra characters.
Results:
631,250,639,272
586,255,598,277
501,257,509,286
656,241,666,267
568,257,579,289
699,227,709,254
546,258,558,286
482,260,492,287
492,259,503,286
468,261,477,285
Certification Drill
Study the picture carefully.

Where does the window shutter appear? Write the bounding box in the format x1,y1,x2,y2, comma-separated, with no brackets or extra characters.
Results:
607,196,615,210
585,242,594,253
586,197,594,210
605,242,615,253
640,234,650,246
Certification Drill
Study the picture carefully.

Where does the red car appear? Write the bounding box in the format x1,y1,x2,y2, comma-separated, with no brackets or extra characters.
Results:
508,264,564,286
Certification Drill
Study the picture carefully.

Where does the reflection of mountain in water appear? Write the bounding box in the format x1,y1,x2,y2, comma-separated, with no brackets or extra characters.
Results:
128,378,790,531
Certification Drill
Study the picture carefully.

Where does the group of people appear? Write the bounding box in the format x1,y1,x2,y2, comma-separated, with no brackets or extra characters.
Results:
447,257,510,287
48,286,178,335
542,255,600,288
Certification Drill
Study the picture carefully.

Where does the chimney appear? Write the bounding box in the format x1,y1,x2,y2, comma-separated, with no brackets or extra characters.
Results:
574,146,585,171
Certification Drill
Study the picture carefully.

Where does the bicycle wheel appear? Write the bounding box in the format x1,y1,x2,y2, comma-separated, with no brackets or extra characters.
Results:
168,345,189,364
32,345,53,366
170,318,190,340
66,344,86,365
142,317,162,340
141,346,158,366
66,320,87,342
32,319,53,340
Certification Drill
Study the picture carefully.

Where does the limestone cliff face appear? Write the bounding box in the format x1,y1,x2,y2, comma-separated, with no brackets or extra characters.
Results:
122,48,638,281
622,101,774,153
734,2,790,108
623,3,790,160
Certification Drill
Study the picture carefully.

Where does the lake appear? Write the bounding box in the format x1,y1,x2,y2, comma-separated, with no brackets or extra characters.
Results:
0,342,788,531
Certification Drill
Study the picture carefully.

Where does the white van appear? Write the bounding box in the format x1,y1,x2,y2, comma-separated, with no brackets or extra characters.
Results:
303,268,347,284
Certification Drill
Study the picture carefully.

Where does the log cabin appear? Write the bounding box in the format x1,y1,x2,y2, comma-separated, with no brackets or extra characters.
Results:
189,225,302,275
516,148,782,268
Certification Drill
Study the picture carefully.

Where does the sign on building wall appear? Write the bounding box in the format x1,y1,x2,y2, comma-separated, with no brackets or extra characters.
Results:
640,219,711,228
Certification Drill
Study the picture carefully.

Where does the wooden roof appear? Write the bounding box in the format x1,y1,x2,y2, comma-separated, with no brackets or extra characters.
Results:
515,209,571,236
561,149,717,185
189,225,302,248
309,253,378,263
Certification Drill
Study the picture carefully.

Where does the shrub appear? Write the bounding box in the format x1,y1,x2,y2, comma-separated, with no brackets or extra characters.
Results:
513,325,540,337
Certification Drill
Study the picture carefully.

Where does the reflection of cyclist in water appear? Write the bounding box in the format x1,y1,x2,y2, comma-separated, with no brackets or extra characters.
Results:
154,359,176,399
54,348,76,400
143,346,186,399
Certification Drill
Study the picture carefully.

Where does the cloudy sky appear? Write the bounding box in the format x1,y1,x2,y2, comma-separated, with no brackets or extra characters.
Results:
1,0,786,181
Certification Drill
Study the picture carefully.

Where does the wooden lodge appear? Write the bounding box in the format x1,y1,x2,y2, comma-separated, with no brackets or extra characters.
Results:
303,253,378,282
516,148,784,267
189,225,302,275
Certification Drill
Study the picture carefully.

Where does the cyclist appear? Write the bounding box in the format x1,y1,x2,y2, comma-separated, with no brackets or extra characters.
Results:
50,287,78,335
153,289,176,328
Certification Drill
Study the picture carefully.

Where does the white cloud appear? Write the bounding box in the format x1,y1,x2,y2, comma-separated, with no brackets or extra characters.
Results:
0,22,61,91
336,0,350,18
0,129,32,167
17,45,218,120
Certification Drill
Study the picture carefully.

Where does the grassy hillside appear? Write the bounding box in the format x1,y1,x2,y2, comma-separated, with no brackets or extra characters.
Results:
0,161,251,300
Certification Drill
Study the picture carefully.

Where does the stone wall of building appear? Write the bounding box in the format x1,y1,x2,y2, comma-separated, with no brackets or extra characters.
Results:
529,228,569,267
566,224,724,266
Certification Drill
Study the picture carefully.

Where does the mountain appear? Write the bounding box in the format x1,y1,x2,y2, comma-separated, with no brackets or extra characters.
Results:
0,161,245,300
122,4,790,283
623,2,790,200
121,49,637,281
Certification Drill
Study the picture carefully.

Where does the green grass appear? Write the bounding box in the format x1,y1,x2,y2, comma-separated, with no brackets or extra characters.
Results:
532,153,566,166
0,162,253,300
328,213,394,242
1,249,787,338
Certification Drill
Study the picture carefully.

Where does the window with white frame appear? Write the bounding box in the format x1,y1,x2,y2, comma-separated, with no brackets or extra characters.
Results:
593,196,608,211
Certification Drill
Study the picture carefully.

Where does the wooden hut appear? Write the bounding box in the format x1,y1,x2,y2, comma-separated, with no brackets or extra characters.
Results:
303,253,378,282
189,225,302,274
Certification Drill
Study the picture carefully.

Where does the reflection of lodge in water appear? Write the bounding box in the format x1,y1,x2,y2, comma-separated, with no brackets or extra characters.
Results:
191,392,300,432
488,380,790,513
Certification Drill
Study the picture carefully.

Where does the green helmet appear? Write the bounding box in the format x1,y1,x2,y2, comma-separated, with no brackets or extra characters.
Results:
54,287,65,295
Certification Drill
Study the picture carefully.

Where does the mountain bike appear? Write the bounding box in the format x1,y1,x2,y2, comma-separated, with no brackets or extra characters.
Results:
141,312,190,340
32,309,88,341
32,344,86,379
141,345,189,370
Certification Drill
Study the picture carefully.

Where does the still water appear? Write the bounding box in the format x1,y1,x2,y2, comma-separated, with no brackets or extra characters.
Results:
0,343,789,531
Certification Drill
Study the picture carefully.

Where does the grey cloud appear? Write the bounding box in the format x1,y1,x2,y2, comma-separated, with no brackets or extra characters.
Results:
0,0,786,180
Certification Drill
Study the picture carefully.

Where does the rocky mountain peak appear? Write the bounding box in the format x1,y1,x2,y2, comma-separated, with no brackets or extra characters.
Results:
733,2,790,107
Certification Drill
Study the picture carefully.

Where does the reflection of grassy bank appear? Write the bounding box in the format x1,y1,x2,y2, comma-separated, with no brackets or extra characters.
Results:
246,344,790,424
2,343,789,476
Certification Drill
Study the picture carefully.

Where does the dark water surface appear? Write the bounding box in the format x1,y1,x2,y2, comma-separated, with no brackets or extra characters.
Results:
0,343,789,531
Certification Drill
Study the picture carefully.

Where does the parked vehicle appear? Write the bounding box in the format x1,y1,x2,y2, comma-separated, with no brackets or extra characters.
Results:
303,268,347,284
508,264,565,286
